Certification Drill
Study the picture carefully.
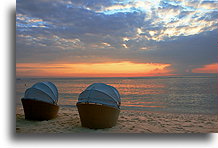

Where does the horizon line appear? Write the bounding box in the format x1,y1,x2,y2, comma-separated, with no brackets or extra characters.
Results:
16,74,217,79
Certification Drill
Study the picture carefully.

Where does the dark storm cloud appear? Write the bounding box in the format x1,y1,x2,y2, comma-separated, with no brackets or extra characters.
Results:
144,30,218,74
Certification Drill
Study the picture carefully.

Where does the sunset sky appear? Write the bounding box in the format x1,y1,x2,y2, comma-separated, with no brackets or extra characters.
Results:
16,0,217,77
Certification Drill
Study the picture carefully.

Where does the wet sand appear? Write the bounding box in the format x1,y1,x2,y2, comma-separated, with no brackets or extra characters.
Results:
16,106,217,133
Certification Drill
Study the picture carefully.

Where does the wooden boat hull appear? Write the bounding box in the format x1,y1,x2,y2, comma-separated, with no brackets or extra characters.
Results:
77,103,120,129
21,98,59,121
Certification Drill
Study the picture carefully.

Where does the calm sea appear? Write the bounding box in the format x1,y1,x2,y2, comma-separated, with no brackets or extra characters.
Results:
16,76,218,115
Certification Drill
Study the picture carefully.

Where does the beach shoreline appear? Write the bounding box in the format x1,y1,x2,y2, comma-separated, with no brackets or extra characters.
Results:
16,106,217,133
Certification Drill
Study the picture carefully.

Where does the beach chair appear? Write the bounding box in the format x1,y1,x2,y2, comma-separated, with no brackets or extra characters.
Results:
21,99,59,120
77,83,121,129
21,81,59,121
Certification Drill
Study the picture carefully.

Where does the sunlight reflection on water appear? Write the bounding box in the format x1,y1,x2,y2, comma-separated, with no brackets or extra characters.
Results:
16,77,217,114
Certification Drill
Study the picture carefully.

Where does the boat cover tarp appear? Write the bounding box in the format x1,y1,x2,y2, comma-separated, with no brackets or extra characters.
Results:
78,83,121,109
24,81,58,104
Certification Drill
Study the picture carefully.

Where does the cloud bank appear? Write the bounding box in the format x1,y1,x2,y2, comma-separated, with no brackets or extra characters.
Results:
16,0,218,76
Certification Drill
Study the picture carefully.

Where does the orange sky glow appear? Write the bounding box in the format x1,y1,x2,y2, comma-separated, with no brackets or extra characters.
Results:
192,63,218,73
16,61,172,77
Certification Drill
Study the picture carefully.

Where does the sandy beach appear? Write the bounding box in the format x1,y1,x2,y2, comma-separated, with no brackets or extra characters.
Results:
16,106,217,133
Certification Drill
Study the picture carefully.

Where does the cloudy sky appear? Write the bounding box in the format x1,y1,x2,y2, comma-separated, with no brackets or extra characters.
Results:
16,0,217,77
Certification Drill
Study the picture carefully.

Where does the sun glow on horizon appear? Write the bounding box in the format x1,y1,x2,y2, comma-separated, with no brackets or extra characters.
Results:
16,62,172,78
192,63,218,73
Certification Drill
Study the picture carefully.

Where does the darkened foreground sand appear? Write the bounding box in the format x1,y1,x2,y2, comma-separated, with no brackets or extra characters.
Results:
16,106,217,133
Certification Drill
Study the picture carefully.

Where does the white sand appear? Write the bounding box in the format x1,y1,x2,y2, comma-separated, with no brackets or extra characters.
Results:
16,106,217,133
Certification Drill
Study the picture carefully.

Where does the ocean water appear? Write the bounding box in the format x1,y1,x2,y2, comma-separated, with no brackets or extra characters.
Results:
16,76,218,115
